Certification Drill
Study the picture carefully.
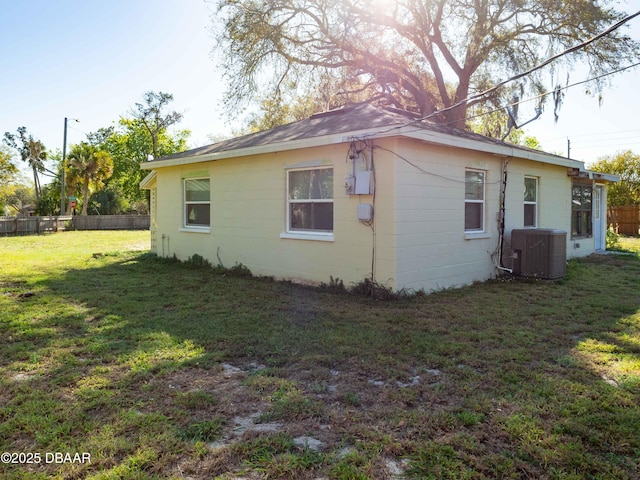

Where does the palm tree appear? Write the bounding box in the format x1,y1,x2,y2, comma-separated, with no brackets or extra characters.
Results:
2,127,47,201
66,143,114,215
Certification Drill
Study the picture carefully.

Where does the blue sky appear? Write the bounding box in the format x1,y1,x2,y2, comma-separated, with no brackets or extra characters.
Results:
0,0,230,159
1,0,639,174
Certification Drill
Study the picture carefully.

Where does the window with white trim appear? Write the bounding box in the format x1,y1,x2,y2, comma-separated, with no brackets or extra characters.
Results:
465,169,485,232
524,176,538,227
184,178,210,228
571,182,592,237
287,167,333,233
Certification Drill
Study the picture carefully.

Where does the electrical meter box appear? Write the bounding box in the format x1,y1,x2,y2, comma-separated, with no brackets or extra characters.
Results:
357,203,373,222
354,170,372,194
345,176,355,194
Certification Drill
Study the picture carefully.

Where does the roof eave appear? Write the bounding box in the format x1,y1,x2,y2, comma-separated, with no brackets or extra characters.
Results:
139,171,157,189
574,169,621,183
140,125,396,170
140,123,585,171
596,172,620,183
398,128,584,169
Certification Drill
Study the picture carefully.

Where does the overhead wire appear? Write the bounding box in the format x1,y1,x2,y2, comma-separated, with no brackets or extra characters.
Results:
430,10,640,122
544,128,640,141
372,144,504,185
542,126,640,152
564,140,640,150
461,61,640,127
355,60,640,149
362,60,640,161
358,10,640,138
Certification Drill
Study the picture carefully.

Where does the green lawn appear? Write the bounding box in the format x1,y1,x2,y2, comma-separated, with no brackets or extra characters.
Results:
1,231,639,479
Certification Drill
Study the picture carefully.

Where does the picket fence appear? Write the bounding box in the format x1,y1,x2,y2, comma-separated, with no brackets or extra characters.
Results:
0,215,150,236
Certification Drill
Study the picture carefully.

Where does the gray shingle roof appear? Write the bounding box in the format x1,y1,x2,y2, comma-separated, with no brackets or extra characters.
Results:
148,102,563,163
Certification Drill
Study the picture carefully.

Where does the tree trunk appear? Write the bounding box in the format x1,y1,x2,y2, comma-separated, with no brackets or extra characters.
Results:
81,177,90,216
151,136,158,160
444,71,473,130
32,165,40,202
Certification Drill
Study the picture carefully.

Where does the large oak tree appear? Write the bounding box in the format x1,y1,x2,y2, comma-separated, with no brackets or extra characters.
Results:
214,0,639,132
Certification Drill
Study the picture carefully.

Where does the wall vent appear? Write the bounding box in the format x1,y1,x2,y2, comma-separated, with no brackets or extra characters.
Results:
511,229,567,279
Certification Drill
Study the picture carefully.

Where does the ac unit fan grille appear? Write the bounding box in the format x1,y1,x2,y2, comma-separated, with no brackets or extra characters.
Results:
511,229,567,279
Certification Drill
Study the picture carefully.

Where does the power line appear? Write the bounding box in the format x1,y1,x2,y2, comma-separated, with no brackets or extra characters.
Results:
564,140,640,149
373,144,504,185
546,135,640,147
544,128,640,142
376,60,640,155
432,10,640,120
463,61,640,126
377,60,640,140
540,133,640,145
367,10,640,137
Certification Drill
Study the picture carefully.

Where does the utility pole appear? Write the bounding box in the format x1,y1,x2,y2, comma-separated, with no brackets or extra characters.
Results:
60,117,79,215
567,138,571,159
60,118,68,215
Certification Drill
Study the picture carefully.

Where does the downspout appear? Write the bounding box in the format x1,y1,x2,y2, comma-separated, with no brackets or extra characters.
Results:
497,157,513,273
369,142,376,286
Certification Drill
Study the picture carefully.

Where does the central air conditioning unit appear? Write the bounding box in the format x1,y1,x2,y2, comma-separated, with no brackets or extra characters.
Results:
510,229,567,279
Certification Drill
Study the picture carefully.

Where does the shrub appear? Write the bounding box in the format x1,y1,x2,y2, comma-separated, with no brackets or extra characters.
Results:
319,276,346,293
606,225,621,250
227,262,253,278
186,253,212,269
349,277,397,300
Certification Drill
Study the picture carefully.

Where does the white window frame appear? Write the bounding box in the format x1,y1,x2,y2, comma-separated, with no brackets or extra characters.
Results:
183,177,211,232
464,169,486,233
571,182,593,238
284,166,333,239
524,176,538,228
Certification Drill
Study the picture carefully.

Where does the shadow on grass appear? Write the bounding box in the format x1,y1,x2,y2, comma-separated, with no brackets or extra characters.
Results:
1,251,639,478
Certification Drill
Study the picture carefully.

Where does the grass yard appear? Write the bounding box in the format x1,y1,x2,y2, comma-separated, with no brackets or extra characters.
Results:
1,231,639,479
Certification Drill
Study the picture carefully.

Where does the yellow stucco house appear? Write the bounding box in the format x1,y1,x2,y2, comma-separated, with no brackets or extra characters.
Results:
140,103,616,292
